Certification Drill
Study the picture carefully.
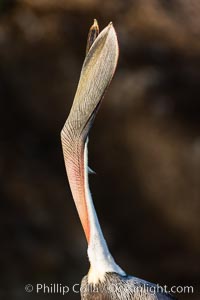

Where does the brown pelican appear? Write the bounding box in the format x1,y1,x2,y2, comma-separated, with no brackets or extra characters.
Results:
61,20,175,300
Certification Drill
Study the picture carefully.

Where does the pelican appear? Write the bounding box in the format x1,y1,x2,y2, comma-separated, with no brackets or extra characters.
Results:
61,20,175,300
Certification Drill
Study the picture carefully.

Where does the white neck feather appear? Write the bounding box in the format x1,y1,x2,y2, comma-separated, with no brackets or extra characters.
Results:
84,139,125,283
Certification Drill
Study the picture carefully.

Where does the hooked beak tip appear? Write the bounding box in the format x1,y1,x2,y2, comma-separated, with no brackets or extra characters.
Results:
93,19,98,27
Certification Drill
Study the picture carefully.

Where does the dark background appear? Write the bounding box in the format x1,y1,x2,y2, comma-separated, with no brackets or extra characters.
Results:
1,0,200,299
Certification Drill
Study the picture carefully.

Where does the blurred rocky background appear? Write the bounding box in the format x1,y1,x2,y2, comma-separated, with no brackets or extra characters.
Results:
1,0,200,299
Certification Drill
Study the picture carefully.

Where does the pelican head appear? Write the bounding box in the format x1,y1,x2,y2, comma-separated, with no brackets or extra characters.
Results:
61,20,125,283
61,20,176,300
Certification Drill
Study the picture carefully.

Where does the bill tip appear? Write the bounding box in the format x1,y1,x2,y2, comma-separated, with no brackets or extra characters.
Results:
93,19,98,27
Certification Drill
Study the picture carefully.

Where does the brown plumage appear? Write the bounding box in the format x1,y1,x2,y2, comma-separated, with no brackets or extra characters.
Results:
81,273,175,300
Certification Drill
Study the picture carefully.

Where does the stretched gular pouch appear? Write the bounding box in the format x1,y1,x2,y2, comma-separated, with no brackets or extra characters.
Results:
61,20,119,243
61,21,177,299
